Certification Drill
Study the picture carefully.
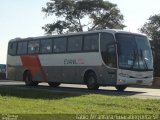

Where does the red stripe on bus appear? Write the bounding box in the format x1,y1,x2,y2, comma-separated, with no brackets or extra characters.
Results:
20,55,47,81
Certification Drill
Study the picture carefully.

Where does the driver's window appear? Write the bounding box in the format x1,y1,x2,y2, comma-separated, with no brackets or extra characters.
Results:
100,33,117,67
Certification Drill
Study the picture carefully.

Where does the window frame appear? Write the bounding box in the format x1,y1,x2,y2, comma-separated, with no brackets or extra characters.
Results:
67,35,83,52
8,32,102,56
17,41,28,55
40,38,53,54
83,33,99,52
8,42,17,56
53,37,67,53
27,40,40,54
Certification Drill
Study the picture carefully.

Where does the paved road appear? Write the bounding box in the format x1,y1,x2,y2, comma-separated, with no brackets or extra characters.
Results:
0,80,159,99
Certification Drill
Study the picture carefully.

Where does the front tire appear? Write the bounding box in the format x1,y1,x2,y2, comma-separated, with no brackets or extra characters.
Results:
23,71,38,86
115,85,127,92
86,72,99,90
48,82,61,87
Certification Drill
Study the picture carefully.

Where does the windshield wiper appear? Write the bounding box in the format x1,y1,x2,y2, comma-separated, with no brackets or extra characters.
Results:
140,49,148,70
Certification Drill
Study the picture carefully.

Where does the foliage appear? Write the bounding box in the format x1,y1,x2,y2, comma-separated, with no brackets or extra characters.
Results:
140,14,160,76
42,0,125,34
140,14,160,39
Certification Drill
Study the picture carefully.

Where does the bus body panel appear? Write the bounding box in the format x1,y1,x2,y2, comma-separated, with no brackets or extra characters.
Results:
7,52,118,85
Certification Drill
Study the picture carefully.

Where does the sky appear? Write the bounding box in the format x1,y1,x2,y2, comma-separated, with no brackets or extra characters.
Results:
0,0,160,64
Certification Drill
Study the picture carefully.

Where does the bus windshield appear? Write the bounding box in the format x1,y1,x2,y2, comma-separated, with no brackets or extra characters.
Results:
116,33,153,71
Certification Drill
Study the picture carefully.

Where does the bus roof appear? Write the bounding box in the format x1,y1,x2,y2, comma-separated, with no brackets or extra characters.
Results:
9,29,146,42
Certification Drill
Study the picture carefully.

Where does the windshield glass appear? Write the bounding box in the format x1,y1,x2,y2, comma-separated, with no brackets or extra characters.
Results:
116,33,153,71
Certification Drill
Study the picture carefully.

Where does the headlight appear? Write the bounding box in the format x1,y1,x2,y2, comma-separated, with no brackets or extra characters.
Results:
117,79,126,83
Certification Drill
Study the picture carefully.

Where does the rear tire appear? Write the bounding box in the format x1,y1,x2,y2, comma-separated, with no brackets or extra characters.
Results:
23,71,38,86
48,82,61,87
86,72,99,90
115,85,127,92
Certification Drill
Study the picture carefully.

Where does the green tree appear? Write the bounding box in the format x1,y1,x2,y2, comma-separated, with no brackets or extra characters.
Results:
140,14,160,39
140,14,160,77
42,0,125,34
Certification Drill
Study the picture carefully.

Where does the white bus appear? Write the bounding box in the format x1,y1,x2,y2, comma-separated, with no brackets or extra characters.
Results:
7,29,153,91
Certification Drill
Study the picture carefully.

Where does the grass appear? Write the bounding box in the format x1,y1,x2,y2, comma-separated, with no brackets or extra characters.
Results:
0,86,159,119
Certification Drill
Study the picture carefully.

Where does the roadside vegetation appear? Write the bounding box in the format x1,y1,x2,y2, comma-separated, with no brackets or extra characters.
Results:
0,87,159,119
0,87,160,114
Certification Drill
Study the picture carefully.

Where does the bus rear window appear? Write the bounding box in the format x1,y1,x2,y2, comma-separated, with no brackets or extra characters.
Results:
8,42,17,55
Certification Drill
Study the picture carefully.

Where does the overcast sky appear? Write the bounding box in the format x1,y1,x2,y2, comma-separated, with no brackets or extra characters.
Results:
0,0,160,64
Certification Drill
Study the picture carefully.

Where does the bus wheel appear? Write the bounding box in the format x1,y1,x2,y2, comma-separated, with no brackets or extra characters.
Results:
86,72,99,90
48,82,61,87
23,71,38,86
115,85,127,92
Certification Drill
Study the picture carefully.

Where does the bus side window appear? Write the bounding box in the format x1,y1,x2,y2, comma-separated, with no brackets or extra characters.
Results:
8,42,17,55
40,39,52,54
17,41,27,55
84,34,99,51
100,33,117,68
53,37,67,53
28,40,40,54
68,36,82,52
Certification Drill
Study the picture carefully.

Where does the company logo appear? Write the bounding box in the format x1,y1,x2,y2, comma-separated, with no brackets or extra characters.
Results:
64,59,85,65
